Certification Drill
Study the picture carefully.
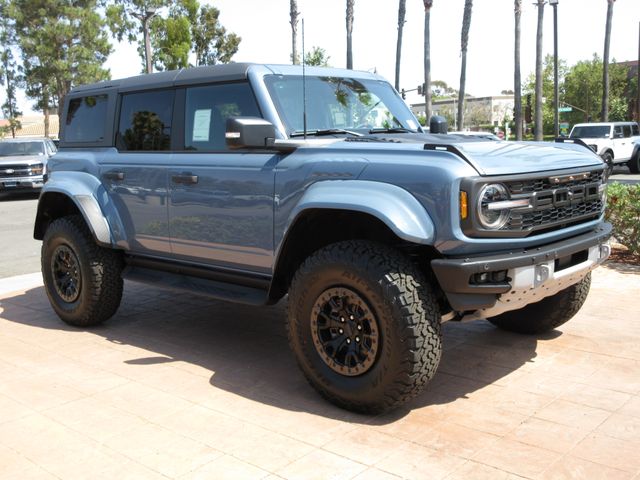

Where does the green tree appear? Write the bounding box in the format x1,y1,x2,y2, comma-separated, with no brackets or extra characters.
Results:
106,0,168,73
0,0,22,138
564,53,627,124
10,0,112,133
394,0,406,91
305,47,331,67
457,0,473,130
525,54,568,135
191,4,240,66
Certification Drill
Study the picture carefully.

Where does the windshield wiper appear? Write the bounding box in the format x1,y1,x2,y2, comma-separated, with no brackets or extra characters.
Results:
368,127,416,134
290,128,362,138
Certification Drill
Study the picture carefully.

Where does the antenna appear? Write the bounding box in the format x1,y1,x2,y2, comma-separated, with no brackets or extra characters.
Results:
302,18,307,139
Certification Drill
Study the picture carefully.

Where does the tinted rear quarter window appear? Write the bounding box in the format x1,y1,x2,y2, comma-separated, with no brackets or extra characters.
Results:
632,124,639,136
117,90,174,151
65,95,108,142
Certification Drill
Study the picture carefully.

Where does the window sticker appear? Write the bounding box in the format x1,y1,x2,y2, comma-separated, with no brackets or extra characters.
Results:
192,109,212,142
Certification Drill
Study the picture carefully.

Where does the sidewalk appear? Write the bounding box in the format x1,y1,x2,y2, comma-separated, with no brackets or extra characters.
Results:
0,264,639,480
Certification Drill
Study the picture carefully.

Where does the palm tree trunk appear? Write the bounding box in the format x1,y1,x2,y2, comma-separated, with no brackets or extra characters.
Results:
534,0,545,141
290,0,299,65
424,0,433,123
601,0,615,121
394,0,406,91
346,0,354,69
514,0,522,140
457,0,473,131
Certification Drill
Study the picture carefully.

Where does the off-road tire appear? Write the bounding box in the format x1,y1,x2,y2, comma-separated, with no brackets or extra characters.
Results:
488,273,591,335
601,151,614,174
42,215,123,327
287,240,442,414
628,151,640,174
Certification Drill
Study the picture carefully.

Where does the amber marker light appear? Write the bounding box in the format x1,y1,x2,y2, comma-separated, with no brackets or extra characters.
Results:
460,191,468,220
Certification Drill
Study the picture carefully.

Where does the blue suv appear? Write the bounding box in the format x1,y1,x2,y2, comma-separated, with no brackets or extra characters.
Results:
34,64,611,413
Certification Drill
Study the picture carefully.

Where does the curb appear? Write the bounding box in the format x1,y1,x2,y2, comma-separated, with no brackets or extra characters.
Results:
0,272,43,296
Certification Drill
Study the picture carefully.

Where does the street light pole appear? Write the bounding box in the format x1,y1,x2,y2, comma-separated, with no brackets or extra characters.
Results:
133,7,158,74
550,0,559,137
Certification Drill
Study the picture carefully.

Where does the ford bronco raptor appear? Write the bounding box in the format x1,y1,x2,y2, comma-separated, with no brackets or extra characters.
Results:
34,64,611,413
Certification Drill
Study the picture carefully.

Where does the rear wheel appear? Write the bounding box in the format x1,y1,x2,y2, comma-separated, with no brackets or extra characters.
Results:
488,274,591,334
628,151,640,174
287,240,442,414
42,215,123,327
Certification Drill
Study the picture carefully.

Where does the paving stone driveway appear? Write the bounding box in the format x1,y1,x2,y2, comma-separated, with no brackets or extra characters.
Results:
0,263,639,480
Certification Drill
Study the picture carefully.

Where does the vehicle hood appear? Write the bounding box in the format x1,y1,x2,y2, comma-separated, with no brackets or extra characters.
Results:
333,134,605,176
0,154,47,166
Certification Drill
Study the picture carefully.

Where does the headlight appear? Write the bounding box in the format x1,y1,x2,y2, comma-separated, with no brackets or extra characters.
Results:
30,163,44,175
477,183,510,229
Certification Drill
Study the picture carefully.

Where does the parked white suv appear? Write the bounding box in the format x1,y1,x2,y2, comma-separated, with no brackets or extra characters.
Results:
569,122,640,172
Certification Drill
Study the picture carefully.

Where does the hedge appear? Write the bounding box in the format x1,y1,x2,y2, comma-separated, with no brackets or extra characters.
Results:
606,183,640,256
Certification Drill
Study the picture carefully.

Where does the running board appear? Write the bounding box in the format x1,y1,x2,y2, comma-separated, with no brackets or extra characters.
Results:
123,266,269,306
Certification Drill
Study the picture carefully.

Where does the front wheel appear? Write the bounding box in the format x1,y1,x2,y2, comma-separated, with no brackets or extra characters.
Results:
287,240,442,414
628,152,640,174
42,215,123,327
487,273,591,335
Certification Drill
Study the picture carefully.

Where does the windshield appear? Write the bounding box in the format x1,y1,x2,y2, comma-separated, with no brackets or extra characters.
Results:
570,126,610,139
0,141,45,156
264,75,420,136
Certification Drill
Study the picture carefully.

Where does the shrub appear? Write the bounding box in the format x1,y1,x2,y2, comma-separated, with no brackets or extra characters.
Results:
606,183,640,256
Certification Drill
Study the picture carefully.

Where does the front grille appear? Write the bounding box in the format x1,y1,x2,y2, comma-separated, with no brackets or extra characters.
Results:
462,167,606,238
0,165,39,178
503,170,605,234
505,170,604,195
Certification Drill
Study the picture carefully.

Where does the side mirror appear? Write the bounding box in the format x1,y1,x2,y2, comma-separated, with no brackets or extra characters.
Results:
429,115,448,134
226,117,277,149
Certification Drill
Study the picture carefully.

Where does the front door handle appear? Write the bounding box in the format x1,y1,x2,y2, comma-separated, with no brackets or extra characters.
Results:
103,171,125,181
172,174,199,185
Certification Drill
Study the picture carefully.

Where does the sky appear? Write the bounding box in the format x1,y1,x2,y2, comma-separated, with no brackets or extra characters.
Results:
6,0,640,115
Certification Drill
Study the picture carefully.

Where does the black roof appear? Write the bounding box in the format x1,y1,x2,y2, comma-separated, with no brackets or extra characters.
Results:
69,63,254,95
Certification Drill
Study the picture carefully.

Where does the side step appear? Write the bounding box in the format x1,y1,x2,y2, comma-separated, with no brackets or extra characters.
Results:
123,266,269,306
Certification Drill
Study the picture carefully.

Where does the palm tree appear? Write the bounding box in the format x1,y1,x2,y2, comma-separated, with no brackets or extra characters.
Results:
290,0,300,65
601,0,615,121
534,0,545,140
457,0,473,131
346,0,354,69
423,0,433,122
514,0,522,140
394,0,406,91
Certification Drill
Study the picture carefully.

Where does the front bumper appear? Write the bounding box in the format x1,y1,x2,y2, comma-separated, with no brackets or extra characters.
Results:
431,222,612,319
0,176,44,190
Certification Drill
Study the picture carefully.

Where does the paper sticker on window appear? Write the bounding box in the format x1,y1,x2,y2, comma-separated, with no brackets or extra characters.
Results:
192,109,212,142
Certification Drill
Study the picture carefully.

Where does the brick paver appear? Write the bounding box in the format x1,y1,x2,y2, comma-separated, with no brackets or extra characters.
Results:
0,264,638,479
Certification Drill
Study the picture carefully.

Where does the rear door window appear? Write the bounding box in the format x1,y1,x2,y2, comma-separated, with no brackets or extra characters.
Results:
117,90,174,151
65,94,109,142
184,82,260,151
623,125,632,138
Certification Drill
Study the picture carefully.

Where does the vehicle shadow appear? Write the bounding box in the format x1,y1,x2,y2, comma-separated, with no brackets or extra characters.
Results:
0,191,40,202
0,281,549,424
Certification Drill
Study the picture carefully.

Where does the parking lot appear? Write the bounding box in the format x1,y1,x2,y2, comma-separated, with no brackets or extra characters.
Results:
1,259,639,479
1,169,639,479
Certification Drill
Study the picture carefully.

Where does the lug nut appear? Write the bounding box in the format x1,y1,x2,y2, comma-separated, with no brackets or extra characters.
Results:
355,336,360,342
340,317,345,323
339,328,344,334
357,325,362,331
346,338,351,344
349,315,354,320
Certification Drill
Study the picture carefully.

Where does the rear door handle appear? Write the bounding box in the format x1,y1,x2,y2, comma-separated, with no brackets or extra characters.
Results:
172,174,199,185
103,171,125,181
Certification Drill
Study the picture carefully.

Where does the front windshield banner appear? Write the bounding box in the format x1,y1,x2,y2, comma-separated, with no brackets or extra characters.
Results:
264,75,420,136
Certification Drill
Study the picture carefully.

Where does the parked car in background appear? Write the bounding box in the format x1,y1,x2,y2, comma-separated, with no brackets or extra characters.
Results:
0,137,57,193
569,121,640,172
